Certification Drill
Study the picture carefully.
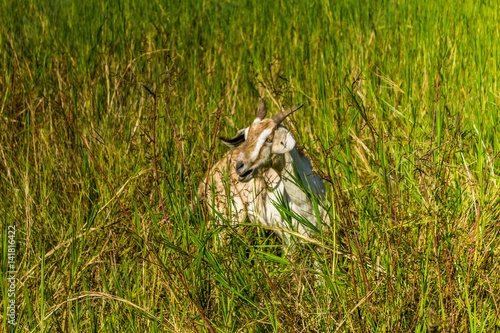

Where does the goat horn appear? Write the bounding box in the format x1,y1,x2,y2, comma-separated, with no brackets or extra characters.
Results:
271,103,304,124
255,98,267,120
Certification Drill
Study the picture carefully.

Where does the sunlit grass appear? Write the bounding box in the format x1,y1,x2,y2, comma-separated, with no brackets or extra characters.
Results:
1,0,500,331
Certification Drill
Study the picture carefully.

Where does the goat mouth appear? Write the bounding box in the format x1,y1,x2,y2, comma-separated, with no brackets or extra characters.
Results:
238,169,253,182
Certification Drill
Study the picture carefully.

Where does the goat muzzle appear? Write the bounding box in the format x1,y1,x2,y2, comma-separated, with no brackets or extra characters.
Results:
235,162,253,182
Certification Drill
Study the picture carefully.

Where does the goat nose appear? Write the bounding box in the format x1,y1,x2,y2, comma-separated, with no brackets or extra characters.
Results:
235,161,244,173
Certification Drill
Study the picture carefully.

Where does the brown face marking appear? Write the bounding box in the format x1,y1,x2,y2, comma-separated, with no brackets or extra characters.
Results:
255,126,278,161
237,119,277,163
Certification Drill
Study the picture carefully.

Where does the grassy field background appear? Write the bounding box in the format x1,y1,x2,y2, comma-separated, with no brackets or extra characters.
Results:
2,0,500,331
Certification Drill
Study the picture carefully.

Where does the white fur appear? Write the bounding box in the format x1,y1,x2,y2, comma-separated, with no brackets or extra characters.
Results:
271,126,296,154
246,146,329,247
199,123,329,252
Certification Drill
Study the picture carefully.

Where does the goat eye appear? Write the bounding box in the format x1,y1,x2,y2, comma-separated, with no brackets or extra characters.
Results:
266,137,273,143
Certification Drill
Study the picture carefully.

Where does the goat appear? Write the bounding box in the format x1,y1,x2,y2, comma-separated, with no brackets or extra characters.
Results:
199,98,329,250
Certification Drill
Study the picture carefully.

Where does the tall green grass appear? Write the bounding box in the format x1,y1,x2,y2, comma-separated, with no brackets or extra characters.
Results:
1,0,500,331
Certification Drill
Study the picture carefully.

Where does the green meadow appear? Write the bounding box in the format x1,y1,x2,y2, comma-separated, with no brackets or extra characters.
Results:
2,0,500,331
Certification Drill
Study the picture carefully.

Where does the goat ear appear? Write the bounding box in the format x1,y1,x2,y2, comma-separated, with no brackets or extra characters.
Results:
271,126,296,154
219,128,247,148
